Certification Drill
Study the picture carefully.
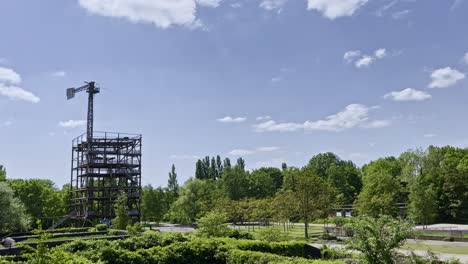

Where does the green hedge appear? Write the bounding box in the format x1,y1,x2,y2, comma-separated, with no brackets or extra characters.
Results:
231,240,305,258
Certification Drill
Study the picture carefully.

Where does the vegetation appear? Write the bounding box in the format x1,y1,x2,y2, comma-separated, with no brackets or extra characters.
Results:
0,182,30,232
112,192,131,230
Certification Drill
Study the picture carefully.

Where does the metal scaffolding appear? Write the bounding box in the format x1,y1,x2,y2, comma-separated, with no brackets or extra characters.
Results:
70,131,142,222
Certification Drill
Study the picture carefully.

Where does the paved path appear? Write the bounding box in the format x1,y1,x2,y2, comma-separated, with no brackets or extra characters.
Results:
146,224,195,233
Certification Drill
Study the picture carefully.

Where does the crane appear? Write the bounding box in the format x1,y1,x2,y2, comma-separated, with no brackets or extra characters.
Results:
66,82,100,141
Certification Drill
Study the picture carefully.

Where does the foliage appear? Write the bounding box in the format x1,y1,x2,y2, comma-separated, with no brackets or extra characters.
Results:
95,224,108,231
346,215,413,264
141,185,167,224
6,179,67,229
355,158,403,217
221,166,249,201
197,211,230,237
0,165,6,182
126,222,143,235
0,182,30,232
306,153,362,204
112,192,131,230
167,164,179,204
320,245,352,260
256,227,288,242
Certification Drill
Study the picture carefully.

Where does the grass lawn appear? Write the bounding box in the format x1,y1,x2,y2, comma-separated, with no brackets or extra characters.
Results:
414,230,468,239
232,223,325,242
403,243,468,255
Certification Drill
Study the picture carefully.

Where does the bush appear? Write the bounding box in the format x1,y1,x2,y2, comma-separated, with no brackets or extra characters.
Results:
96,224,108,231
226,229,254,240
227,249,288,264
108,229,120,236
256,227,288,242
126,222,143,235
320,245,351,260
231,240,305,258
196,211,230,237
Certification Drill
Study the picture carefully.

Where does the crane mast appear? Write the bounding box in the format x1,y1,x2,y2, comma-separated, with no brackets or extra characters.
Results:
66,81,100,141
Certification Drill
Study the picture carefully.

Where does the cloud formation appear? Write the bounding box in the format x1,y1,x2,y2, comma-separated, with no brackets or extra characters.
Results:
253,104,387,132
59,120,86,128
229,146,280,156
384,88,432,102
0,67,21,84
344,48,387,68
307,0,369,19
428,67,465,88
78,0,222,29
260,0,288,11
0,67,40,103
217,116,247,123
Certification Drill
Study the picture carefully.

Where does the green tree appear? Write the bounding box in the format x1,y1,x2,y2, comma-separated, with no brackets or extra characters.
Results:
306,153,362,204
236,157,245,170
293,169,337,238
7,179,66,228
246,169,276,198
221,166,248,200
0,165,6,182
355,158,403,217
408,182,437,229
167,164,179,205
0,182,30,232
141,185,167,224
347,215,413,264
113,192,131,230
196,210,230,237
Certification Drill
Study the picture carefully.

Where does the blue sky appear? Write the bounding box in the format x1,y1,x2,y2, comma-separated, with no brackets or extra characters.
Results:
0,0,467,188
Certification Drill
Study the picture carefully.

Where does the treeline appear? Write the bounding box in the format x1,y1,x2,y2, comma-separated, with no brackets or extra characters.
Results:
142,146,468,229
1,145,467,233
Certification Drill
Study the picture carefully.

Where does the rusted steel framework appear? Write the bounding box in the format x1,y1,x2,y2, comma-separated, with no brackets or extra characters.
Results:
70,131,142,222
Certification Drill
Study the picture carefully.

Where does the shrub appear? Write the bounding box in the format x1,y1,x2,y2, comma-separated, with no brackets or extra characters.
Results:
320,245,351,260
96,224,108,231
227,229,254,240
227,249,287,264
232,240,305,258
108,229,120,236
256,227,288,242
126,222,143,236
196,211,230,238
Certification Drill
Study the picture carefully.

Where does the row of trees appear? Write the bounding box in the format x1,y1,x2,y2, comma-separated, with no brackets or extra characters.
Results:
141,146,468,232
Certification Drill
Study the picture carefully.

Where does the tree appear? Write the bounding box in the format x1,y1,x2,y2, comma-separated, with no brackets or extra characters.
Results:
236,157,245,170
0,165,6,182
355,158,404,217
246,169,276,199
408,183,437,229
347,215,413,264
113,192,131,230
221,166,248,201
306,153,362,204
141,185,167,224
223,158,232,170
293,168,337,238
196,210,230,237
0,182,30,232
167,164,179,204
7,179,66,228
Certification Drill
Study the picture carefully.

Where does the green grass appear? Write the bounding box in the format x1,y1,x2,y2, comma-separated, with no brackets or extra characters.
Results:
403,243,468,255
414,230,468,238
232,223,325,242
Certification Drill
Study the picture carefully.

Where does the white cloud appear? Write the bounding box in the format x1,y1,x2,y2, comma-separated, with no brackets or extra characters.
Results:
254,104,383,132
464,52,468,65
271,76,282,83
260,0,288,11
217,116,247,123
375,48,387,59
428,67,465,88
0,84,40,103
0,58,8,64
361,120,392,128
257,146,280,152
355,55,374,68
78,0,221,29
256,116,272,121
0,67,21,84
392,9,410,19
59,120,86,128
307,0,369,20
384,88,432,102
231,2,242,8
423,133,437,138
170,154,200,159
196,0,222,7
343,50,361,63
229,149,255,156
51,71,66,77
375,0,397,17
